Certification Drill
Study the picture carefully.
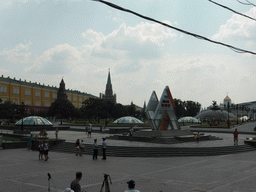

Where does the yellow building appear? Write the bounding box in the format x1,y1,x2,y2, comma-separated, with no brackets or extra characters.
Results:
0,75,97,109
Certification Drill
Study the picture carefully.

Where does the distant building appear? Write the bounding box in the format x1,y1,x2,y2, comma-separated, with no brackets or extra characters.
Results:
0,75,97,112
219,95,235,109
100,69,116,104
201,95,256,120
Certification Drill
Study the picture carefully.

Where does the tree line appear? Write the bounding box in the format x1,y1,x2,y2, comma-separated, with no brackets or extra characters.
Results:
0,97,201,123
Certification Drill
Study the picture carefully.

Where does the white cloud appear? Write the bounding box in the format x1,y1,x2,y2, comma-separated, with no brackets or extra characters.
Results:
0,43,31,64
81,22,178,72
212,7,256,43
27,44,81,74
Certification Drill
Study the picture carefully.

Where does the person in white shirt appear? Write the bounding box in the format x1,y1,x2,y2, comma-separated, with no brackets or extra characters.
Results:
92,139,98,160
124,180,140,192
102,138,107,160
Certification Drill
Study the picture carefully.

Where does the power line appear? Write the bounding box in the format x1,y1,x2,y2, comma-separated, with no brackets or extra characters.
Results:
209,0,256,21
92,0,256,55
237,0,256,6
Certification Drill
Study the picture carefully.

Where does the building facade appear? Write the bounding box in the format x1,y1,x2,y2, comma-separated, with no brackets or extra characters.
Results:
0,75,97,111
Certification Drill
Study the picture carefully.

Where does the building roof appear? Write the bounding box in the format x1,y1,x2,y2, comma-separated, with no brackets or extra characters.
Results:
224,95,231,101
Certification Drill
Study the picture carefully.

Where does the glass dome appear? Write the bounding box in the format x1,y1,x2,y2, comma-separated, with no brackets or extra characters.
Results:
178,116,200,123
15,116,53,126
196,110,236,121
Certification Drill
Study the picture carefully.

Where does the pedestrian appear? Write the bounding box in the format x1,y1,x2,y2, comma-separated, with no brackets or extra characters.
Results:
38,141,44,160
75,139,80,156
87,123,92,138
85,126,88,135
70,172,86,192
233,128,239,145
102,138,107,160
55,128,59,140
195,132,200,143
102,124,105,132
124,180,140,192
43,141,49,161
79,140,85,157
129,127,134,141
27,134,34,151
93,139,98,160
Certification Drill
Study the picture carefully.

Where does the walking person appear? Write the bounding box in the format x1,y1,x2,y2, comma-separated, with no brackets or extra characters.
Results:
43,141,49,161
70,172,86,192
79,140,85,157
233,128,239,145
195,132,200,143
92,139,98,160
87,123,92,138
129,127,134,141
102,138,107,160
55,128,59,140
75,139,80,156
38,141,44,160
85,126,88,135
27,134,34,151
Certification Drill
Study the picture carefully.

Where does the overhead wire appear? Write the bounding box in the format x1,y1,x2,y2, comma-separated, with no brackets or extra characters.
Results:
92,0,256,55
209,0,256,21
237,0,256,6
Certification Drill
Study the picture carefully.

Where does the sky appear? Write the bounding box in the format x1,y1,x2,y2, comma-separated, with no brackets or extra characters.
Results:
0,0,256,108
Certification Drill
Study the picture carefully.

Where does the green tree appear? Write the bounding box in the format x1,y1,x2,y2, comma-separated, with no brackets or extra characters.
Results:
48,98,78,120
111,103,127,119
126,103,136,117
174,99,185,119
0,101,19,123
185,101,201,117
80,98,108,123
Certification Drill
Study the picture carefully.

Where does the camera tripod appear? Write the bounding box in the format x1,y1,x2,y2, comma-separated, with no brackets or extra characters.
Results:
100,174,112,192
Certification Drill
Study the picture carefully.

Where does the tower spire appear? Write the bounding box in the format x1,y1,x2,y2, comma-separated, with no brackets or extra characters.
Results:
107,68,112,86
102,69,116,104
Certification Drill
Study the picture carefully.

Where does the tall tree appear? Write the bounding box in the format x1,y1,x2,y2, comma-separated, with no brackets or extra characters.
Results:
48,98,78,119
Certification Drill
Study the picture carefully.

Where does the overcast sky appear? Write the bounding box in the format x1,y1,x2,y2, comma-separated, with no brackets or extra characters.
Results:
0,0,255,108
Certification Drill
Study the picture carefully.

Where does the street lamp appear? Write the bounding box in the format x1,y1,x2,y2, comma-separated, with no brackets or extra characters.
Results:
20,102,25,131
227,102,230,128
236,104,239,124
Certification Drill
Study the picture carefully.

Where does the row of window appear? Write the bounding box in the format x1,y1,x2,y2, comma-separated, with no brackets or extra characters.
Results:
13,100,50,107
1,85,84,102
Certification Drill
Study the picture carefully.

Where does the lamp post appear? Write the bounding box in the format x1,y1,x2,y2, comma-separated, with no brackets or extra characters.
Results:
236,104,239,124
227,102,230,128
253,109,255,121
20,102,25,131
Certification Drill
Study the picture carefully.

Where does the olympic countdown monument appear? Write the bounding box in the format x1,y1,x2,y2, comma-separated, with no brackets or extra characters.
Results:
145,86,180,131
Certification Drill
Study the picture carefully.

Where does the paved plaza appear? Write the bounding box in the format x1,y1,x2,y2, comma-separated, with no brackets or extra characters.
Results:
1,147,256,192
1,122,256,191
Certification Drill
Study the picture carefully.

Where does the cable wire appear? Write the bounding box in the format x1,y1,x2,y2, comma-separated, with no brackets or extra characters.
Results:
209,0,256,21
92,0,256,55
237,0,256,6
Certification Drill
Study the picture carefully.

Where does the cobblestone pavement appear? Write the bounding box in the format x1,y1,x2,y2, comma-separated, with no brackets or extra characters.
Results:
1,148,256,191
